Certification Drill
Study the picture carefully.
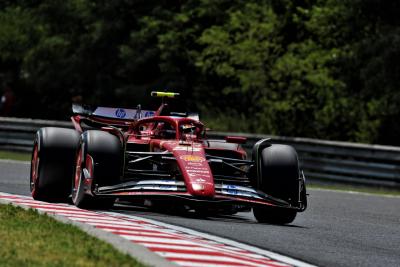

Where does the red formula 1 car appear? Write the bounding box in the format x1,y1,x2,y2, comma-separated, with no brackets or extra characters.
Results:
30,92,307,224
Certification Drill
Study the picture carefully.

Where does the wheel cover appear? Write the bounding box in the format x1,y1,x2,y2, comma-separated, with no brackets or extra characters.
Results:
30,143,39,197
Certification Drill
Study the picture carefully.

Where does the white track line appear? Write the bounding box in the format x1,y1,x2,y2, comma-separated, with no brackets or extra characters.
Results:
0,159,30,165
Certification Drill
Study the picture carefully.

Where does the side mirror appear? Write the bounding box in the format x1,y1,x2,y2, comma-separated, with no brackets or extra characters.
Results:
225,136,247,144
202,128,211,138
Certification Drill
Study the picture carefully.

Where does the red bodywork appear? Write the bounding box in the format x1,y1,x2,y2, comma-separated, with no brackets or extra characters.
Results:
70,104,297,210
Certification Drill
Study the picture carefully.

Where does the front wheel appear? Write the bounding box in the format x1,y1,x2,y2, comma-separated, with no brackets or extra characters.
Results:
253,206,297,224
252,144,301,224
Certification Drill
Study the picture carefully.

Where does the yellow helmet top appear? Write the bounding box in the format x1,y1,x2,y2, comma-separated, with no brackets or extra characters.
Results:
151,91,180,98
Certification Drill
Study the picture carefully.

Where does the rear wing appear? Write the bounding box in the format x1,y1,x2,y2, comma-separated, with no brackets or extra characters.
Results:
72,104,155,120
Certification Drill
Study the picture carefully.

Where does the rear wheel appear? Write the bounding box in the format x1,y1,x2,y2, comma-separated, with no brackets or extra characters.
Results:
72,130,122,209
30,127,79,202
253,144,300,224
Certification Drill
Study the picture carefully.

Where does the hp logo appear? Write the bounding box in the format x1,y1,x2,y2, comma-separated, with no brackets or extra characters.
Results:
115,108,127,118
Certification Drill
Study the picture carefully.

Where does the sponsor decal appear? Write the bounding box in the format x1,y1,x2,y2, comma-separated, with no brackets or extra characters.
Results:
187,166,209,170
94,107,155,119
159,185,177,190
180,155,205,162
173,146,202,152
186,162,203,166
224,185,238,195
187,167,210,178
188,173,209,179
143,111,155,118
115,108,127,118
187,166,210,177
187,169,209,174
133,110,155,119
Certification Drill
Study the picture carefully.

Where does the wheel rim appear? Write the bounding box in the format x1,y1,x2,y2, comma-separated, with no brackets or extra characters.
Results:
72,147,83,204
30,143,39,196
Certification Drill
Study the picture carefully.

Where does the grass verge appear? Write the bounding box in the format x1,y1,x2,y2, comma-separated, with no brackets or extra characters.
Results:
0,204,146,267
0,150,31,161
308,183,400,196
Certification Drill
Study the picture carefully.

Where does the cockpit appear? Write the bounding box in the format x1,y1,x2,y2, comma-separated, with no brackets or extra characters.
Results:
134,118,204,141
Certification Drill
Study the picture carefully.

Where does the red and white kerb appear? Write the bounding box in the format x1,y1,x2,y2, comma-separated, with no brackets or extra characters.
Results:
0,193,296,267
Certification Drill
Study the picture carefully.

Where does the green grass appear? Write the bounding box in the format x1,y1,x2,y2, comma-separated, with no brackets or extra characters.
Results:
0,204,146,267
0,150,31,161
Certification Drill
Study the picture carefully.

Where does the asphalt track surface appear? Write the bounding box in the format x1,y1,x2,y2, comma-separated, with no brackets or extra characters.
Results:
1,160,399,267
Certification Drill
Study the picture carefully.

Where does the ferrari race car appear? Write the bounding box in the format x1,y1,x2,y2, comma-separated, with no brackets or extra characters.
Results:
30,92,307,224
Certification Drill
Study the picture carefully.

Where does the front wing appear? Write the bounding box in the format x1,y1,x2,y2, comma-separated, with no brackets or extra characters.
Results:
94,180,305,211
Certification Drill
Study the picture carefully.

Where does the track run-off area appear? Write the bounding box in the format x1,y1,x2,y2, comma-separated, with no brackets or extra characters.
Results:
1,160,399,267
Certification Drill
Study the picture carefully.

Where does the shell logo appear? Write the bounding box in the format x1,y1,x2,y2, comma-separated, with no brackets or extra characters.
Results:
180,155,205,162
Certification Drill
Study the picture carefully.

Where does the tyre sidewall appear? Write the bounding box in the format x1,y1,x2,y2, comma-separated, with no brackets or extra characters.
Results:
259,144,300,204
31,127,79,201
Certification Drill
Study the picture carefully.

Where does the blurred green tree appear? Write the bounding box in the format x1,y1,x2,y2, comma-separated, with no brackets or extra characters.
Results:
1,0,400,145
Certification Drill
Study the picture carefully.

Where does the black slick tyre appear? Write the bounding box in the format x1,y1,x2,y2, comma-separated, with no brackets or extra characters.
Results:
30,127,80,202
253,205,297,224
253,144,300,224
72,130,122,209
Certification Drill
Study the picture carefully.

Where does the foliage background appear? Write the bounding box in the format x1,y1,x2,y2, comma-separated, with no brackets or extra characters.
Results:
1,0,400,145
